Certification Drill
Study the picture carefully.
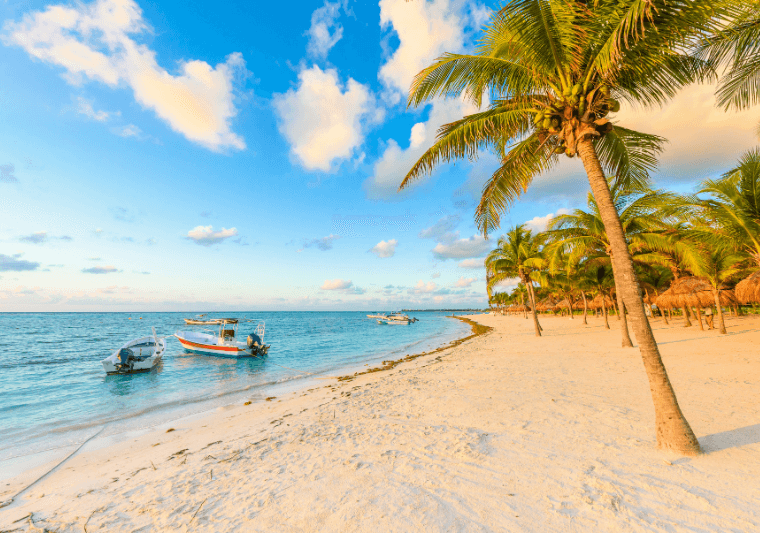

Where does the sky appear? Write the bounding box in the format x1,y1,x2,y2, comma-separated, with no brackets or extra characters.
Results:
1,0,760,312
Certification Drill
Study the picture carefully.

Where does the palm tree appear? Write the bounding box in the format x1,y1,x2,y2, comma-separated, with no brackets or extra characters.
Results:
578,261,615,329
486,225,544,336
547,181,680,346
399,0,726,455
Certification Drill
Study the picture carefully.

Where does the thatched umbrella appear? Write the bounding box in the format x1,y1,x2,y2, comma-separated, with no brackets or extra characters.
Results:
736,271,760,304
660,277,717,330
536,297,556,312
590,294,613,309
695,289,737,308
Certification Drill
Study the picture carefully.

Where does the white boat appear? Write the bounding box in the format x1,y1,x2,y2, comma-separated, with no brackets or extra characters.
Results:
102,327,166,374
377,316,411,325
174,319,269,358
367,313,387,319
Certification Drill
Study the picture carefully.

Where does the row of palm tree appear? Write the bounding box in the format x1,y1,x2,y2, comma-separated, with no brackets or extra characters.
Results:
397,0,760,455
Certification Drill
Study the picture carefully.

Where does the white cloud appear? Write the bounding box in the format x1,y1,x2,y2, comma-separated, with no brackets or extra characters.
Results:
321,279,353,290
455,276,475,287
492,276,519,290
116,124,142,138
369,239,398,258
364,98,479,199
378,0,468,100
19,232,48,244
458,258,484,269
301,234,340,251
0,253,40,271
431,272,441,278
76,97,112,121
432,234,490,260
81,265,119,274
409,280,438,294
186,225,238,246
306,1,344,59
273,65,377,172
524,209,571,233
419,214,460,241
4,0,246,151
320,279,366,294
616,83,760,182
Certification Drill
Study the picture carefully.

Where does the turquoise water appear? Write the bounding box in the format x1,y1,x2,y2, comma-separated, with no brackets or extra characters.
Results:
0,311,470,470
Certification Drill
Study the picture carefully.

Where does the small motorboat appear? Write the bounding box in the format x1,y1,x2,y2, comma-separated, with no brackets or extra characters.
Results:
102,327,166,374
174,319,269,358
377,313,418,325
367,313,387,319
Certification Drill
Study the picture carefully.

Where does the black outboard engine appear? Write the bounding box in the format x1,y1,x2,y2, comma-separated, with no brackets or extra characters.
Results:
247,333,269,356
115,348,135,373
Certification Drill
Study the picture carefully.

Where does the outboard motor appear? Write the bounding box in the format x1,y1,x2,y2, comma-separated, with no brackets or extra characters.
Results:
115,348,135,373
246,333,268,356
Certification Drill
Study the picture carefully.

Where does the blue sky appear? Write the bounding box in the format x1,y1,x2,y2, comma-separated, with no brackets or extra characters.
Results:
1,0,759,311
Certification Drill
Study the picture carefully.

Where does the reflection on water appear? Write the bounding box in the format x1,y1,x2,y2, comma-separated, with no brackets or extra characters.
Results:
0,311,471,462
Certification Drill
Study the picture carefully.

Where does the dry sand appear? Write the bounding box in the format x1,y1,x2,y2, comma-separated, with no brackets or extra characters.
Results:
1,313,759,532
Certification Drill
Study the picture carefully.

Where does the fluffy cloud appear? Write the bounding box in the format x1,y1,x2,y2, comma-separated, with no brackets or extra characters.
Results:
320,279,366,294
492,276,519,290
432,235,490,260
4,0,246,151
458,258,484,269
419,214,460,241
617,83,760,182
0,164,17,183
76,97,112,121
455,276,476,287
306,1,344,59
369,239,398,258
378,0,467,100
273,66,377,171
364,98,479,199
408,280,438,294
186,225,238,246
524,209,571,233
81,265,119,274
301,234,340,251
0,253,40,271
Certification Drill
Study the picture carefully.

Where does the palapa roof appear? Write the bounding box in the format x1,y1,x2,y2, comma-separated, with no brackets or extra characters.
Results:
655,277,735,308
736,271,760,304
590,294,613,309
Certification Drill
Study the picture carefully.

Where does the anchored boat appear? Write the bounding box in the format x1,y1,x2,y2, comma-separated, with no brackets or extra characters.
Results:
102,327,166,374
174,318,269,358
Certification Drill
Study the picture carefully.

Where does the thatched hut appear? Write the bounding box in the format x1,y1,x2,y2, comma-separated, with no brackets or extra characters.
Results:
590,294,613,309
535,297,556,312
736,271,760,304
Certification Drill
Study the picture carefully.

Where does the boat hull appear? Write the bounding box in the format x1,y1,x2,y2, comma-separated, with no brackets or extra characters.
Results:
377,319,410,325
175,331,258,358
102,336,165,374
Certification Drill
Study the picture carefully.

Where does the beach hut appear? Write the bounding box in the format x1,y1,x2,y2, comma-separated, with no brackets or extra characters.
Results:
736,271,760,304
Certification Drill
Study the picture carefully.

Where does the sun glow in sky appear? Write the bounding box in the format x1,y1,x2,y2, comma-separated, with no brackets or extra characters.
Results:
2,0,759,311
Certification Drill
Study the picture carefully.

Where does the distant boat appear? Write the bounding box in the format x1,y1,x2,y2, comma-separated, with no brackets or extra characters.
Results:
184,318,225,325
102,327,165,374
366,313,387,319
175,319,269,358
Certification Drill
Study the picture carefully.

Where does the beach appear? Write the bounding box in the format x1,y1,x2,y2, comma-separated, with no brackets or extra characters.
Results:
2,313,759,532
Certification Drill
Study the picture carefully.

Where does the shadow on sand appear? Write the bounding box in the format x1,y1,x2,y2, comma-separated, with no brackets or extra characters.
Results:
699,423,760,453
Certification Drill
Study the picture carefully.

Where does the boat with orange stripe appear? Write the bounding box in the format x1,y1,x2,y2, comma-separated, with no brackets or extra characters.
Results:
174,318,269,358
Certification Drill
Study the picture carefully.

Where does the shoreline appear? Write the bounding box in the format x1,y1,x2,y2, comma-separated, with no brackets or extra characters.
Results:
0,315,476,487
2,313,759,531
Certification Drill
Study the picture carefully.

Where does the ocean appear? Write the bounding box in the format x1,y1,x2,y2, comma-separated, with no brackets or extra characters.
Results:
0,311,471,478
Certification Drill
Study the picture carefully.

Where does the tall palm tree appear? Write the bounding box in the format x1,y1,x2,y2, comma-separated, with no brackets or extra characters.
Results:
486,225,544,336
399,0,726,455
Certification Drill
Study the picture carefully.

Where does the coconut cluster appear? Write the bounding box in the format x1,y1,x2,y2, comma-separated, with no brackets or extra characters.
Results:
532,83,619,156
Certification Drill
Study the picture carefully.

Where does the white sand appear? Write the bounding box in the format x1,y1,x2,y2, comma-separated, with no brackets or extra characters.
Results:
2,313,759,532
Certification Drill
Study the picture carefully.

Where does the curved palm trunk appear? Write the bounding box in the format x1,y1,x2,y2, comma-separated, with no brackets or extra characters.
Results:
713,289,727,334
526,281,542,337
611,291,620,319
582,292,588,325
520,293,527,319
603,300,610,329
578,139,701,456
566,296,574,319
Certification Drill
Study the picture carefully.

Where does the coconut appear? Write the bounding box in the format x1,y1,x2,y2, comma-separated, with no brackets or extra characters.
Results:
608,98,620,112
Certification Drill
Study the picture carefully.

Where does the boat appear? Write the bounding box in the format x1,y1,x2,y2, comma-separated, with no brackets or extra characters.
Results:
174,319,269,358
366,313,387,319
377,317,410,325
102,327,166,374
184,318,225,325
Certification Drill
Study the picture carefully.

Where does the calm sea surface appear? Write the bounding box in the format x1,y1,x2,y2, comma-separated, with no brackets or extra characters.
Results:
0,311,471,472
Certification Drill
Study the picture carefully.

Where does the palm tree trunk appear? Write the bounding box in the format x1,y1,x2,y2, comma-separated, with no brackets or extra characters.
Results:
582,292,588,325
611,290,620,319
713,289,727,334
577,138,701,456
520,292,527,319
524,280,542,337
603,300,610,329
694,307,704,331
681,306,692,327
